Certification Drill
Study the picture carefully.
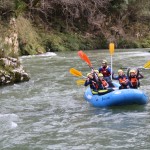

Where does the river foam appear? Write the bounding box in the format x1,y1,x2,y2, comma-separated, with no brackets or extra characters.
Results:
0,113,18,130
21,52,57,59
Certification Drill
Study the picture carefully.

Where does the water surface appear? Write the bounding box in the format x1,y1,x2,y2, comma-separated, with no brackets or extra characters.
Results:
0,50,150,150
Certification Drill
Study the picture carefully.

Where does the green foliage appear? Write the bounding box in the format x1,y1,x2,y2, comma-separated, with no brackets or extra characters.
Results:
14,0,27,17
0,0,150,53
117,38,141,48
0,59,5,67
41,31,106,52
0,38,5,58
41,33,64,52
108,0,127,14
140,36,150,48
16,16,45,55
0,37,13,58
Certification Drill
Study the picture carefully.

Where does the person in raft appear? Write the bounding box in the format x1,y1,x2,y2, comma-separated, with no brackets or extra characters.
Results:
91,69,99,81
98,59,114,87
84,72,98,94
84,71,114,95
97,73,114,95
112,69,129,89
127,69,144,89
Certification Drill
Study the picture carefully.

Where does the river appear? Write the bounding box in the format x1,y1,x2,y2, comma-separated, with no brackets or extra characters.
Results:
0,49,150,150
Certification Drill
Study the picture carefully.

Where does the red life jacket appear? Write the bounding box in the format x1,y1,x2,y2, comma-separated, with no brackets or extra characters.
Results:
93,79,108,90
92,82,99,90
130,76,138,87
101,79,108,88
100,66,111,77
119,77,128,85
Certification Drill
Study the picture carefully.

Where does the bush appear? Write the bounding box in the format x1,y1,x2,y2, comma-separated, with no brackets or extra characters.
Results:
140,37,150,48
16,16,46,55
117,38,140,48
41,31,107,52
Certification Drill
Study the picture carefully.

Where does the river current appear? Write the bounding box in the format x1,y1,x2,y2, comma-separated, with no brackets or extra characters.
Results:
0,49,150,150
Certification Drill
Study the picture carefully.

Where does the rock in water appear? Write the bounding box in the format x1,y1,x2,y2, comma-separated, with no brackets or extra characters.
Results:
0,57,30,85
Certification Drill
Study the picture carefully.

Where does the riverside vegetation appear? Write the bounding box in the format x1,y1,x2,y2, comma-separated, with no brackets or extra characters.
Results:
0,0,150,85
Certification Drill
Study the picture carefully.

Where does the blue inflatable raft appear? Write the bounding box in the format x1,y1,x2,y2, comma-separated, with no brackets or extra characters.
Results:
84,84,149,107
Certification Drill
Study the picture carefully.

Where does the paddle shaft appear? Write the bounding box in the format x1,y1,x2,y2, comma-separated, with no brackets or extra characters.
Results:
120,67,150,70
121,60,150,70
111,55,113,80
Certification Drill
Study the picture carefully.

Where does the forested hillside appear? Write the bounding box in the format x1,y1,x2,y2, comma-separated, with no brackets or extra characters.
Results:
0,0,150,55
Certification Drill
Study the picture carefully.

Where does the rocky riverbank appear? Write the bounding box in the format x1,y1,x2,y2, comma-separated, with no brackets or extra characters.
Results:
0,57,30,85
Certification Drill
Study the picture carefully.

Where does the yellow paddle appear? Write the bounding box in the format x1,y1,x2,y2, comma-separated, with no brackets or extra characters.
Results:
109,43,115,80
109,43,115,55
121,60,150,69
76,79,86,85
69,68,86,78
144,61,150,69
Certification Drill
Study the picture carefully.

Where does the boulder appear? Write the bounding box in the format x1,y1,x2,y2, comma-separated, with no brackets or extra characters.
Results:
0,57,30,86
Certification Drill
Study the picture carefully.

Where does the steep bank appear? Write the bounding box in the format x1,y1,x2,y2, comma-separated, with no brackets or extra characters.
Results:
0,17,30,85
0,0,150,86
1,0,150,54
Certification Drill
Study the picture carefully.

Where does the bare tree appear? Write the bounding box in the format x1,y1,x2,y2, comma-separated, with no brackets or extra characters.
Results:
22,0,111,28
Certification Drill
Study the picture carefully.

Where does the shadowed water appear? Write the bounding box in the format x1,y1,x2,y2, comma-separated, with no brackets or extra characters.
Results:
0,50,150,150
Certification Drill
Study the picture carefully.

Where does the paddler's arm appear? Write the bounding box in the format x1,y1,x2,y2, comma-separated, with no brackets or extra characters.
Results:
112,73,119,80
138,73,144,79
84,78,92,86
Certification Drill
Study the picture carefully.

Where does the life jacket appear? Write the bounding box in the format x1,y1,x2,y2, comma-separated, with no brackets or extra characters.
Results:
84,79,97,91
92,79,108,90
130,76,138,87
118,76,128,85
101,79,108,88
100,66,111,77
90,80,100,90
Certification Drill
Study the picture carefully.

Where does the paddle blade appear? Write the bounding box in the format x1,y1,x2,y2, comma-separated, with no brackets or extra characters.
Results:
76,79,86,86
109,43,115,55
120,61,150,70
69,68,83,77
78,50,92,67
144,61,150,68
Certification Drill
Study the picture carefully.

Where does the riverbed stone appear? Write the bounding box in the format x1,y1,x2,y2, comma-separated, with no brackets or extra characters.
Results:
0,57,30,86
